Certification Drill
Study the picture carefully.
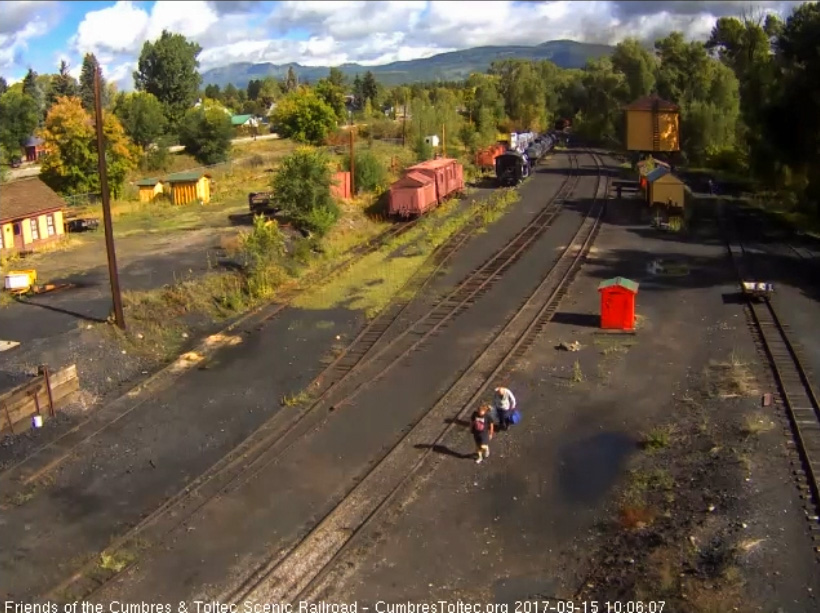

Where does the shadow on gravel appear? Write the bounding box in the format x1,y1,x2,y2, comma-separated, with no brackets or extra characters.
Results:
550,312,599,328
13,298,107,323
414,443,474,460
557,431,635,505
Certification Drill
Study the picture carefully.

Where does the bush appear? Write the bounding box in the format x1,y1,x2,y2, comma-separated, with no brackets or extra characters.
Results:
271,88,338,146
178,107,233,165
343,149,388,195
705,145,748,175
272,147,340,237
238,215,288,300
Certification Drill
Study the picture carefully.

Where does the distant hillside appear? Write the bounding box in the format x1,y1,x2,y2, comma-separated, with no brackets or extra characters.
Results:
201,39,614,89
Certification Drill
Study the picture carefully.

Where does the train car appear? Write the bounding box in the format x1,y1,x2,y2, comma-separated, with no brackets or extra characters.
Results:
388,158,464,218
475,143,507,171
388,172,438,218
495,150,530,187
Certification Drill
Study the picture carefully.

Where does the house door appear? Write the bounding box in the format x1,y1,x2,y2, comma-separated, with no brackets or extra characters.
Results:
12,222,23,249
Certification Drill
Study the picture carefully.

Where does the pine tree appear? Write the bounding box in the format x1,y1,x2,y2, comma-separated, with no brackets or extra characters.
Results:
79,53,106,112
285,66,298,92
47,60,78,108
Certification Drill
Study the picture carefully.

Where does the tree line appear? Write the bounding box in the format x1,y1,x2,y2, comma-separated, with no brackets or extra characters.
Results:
0,2,817,215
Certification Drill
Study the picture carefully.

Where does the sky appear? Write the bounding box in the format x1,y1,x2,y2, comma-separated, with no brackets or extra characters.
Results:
0,0,809,89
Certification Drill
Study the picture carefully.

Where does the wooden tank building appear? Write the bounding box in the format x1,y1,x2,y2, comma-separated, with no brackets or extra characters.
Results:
623,95,680,153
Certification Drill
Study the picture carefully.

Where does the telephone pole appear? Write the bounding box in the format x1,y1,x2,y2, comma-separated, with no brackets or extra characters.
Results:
402,94,407,148
349,128,355,197
94,68,125,330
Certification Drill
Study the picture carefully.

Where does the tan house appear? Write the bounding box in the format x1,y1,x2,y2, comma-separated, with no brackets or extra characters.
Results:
646,166,686,208
1,177,66,253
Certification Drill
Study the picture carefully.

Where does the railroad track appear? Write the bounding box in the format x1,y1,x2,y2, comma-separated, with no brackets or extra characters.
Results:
0,215,421,487
226,152,609,604
1,175,540,492
39,152,586,603
723,213,820,555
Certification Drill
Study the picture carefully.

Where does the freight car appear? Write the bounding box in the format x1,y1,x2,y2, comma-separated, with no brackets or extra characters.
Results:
388,158,465,218
495,150,530,187
475,143,507,171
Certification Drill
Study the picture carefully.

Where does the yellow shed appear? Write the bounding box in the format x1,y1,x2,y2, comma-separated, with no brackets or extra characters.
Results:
136,177,165,202
623,95,680,153
647,167,685,208
165,171,212,205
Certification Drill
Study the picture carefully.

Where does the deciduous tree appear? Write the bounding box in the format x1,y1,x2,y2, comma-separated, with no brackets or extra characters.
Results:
113,91,167,151
39,96,139,196
0,89,40,161
134,30,203,125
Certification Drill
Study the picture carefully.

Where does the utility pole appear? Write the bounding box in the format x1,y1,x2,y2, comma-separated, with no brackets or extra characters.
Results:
94,68,125,330
402,94,407,148
349,128,355,197
441,123,446,157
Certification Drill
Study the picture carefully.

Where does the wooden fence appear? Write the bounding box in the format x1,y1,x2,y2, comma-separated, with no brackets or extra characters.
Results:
0,365,79,436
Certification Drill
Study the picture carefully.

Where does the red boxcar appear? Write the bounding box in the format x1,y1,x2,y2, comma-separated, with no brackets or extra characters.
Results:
474,143,506,170
388,171,438,217
405,158,464,201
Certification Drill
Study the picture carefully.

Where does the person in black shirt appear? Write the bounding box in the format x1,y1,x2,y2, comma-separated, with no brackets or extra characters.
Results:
471,404,495,464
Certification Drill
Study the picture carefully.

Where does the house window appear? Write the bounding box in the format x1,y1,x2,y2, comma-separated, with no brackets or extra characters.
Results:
46,214,55,237
30,218,39,240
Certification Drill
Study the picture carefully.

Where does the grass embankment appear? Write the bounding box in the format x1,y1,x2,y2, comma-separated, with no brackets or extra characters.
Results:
293,187,521,318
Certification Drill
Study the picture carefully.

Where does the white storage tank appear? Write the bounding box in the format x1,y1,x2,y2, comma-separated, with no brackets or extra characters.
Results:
424,135,440,148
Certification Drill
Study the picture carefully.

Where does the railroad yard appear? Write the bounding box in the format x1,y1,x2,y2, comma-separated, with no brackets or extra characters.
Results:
2,149,820,611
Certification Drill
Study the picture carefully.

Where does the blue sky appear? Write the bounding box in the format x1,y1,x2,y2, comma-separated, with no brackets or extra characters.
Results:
0,1,807,89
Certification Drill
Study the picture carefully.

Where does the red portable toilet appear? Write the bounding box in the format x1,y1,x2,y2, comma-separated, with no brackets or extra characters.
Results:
598,277,639,330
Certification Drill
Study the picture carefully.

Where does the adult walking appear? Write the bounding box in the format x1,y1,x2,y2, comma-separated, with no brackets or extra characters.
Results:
471,404,495,464
492,386,517,431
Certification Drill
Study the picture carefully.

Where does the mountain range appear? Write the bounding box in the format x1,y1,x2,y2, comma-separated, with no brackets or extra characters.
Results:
201,39,614,89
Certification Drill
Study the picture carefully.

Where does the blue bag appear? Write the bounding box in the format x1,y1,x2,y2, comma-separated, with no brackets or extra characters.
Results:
509,409,522,425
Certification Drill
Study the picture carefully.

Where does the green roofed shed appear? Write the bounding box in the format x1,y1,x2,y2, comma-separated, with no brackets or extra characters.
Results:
597,277,640,293
165,171,209,183
231,114,253,126
135,177,162,187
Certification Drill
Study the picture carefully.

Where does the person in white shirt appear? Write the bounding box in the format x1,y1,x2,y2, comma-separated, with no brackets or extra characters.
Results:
492,386,517,430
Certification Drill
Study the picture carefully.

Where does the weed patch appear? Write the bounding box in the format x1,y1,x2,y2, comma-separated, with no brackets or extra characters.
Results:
640,425,675,451
706,352,757,398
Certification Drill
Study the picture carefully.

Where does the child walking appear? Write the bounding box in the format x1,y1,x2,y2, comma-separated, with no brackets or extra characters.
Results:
471,404,495,464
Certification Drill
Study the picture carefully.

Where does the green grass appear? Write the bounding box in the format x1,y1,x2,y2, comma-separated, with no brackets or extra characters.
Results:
292,187,521,318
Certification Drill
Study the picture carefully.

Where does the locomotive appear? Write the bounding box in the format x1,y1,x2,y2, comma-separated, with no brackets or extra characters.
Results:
494,132,556,187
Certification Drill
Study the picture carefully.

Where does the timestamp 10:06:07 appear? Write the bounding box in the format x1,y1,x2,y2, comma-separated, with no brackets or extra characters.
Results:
514,601,665,613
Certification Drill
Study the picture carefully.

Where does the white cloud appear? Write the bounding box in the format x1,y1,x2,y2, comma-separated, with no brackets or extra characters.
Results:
0,1,59,71
5,0,809,88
